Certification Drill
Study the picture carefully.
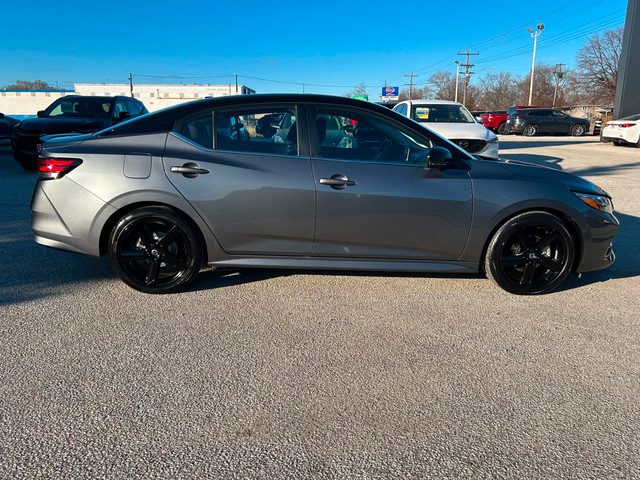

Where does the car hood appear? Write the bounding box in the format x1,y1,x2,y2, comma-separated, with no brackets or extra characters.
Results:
500,158,609,196
421,122,495,141
17,116,111,134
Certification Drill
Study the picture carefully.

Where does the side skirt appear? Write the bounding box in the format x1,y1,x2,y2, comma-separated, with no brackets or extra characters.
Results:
208,256,479,273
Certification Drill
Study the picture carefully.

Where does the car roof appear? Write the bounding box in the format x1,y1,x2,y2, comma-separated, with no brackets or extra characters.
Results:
99,93,410,137
403,99,462,106
55,95,134,101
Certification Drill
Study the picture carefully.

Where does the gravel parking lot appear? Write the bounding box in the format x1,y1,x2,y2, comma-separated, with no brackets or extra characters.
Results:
1,136,639,478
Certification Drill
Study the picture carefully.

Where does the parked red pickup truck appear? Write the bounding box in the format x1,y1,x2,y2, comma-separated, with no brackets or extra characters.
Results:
481,105,541,135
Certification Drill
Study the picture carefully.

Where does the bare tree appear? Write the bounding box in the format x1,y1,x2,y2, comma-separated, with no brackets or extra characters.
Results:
575,27,622,104
476,72,520,110
514,64,571,107
3,80,60,90
344,82,370,98
398,85,431,101
427,70,456,101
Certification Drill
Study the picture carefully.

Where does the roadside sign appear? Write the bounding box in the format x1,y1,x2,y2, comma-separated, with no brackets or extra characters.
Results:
381,86,399,102
353,95,368,101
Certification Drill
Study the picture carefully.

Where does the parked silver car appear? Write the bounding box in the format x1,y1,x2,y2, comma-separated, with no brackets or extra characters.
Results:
31,94,618,294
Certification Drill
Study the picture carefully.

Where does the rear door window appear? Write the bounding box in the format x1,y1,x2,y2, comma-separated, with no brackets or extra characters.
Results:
215,106,299,156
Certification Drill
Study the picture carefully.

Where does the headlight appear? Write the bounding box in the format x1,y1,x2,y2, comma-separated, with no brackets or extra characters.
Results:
574,192,614,214
487,137,498,144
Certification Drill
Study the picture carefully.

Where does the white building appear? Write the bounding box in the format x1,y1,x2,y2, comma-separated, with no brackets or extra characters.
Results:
0,83,255,116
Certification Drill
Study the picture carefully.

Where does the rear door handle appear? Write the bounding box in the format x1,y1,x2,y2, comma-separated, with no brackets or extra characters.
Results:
319,174,356,190
170,162,210,178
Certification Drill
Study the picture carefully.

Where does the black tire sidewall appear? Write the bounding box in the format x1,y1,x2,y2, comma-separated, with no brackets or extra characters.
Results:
485,211,575,295
108,207,202,294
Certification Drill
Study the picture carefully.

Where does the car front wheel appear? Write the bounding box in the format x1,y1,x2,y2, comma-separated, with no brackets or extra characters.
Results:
497,122,508,135
523,124,537,136
484,211,575,295
109,206,203,294
571,124,586,136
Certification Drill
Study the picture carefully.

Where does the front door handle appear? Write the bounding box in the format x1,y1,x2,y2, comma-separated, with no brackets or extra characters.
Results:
319,174,356,190
170,162,210,178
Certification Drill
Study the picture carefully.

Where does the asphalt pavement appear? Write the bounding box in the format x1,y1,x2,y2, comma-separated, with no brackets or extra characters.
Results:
1,136,639,478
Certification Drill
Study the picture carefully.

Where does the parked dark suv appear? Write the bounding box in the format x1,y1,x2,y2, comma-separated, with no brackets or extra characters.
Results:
11,95,148,170
506,108,590,137
0,113,20,145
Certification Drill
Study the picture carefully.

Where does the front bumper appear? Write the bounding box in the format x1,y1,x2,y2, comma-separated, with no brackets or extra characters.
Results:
575,209,619,273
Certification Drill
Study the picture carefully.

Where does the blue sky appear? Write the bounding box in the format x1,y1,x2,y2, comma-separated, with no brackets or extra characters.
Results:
1,0,627,98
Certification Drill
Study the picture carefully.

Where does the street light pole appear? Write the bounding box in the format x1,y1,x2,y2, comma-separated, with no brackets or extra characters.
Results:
527,24,544,105
454,60,460,102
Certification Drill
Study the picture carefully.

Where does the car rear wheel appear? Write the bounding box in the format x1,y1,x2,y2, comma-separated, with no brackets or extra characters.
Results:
109,207,202,294
485,211,574,295
523,124,537,136
497,122,508,135
571,124,586,136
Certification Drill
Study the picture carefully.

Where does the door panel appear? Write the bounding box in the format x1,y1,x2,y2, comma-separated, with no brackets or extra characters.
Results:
312,159,472,259
163,133,316,255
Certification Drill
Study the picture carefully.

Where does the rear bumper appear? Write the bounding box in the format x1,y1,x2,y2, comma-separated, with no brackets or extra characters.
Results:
31,179,115,257
601,132,637,145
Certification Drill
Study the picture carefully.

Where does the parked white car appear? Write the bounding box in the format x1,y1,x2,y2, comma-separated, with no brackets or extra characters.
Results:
393,100,499,158
601,114,640,147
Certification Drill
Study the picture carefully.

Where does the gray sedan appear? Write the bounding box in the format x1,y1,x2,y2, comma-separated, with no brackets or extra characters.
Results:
31,94,618,295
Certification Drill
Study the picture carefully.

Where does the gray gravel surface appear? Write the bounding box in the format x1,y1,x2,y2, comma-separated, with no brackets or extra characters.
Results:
1,136,639,478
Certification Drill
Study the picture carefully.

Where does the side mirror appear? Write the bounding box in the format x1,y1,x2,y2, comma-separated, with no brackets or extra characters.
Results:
37,110,44,118
117,111,131,121
427,146,452,168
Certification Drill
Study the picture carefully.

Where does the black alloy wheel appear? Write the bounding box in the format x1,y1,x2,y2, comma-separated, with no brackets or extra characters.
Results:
497,122,508,135
571,124,586,136
109,207,202,294
523,124,538,137
485,211,575,295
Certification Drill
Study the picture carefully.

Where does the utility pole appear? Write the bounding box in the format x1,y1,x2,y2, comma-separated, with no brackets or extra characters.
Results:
404,73,418,99
457,50,479,105
552,63,565,108
128,73,133,98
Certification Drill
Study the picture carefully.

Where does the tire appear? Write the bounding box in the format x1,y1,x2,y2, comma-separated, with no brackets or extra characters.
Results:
109,206,203,294
571,124,586,136
497,122,508,135
523,124,537,137
485,211,575,295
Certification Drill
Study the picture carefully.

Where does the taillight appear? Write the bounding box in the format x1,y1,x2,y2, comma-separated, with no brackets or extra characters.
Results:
38,157,82,180
618,123,635,128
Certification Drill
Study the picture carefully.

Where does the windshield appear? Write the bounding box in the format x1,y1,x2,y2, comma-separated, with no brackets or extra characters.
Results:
44,97,112,119
411,104,475,123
